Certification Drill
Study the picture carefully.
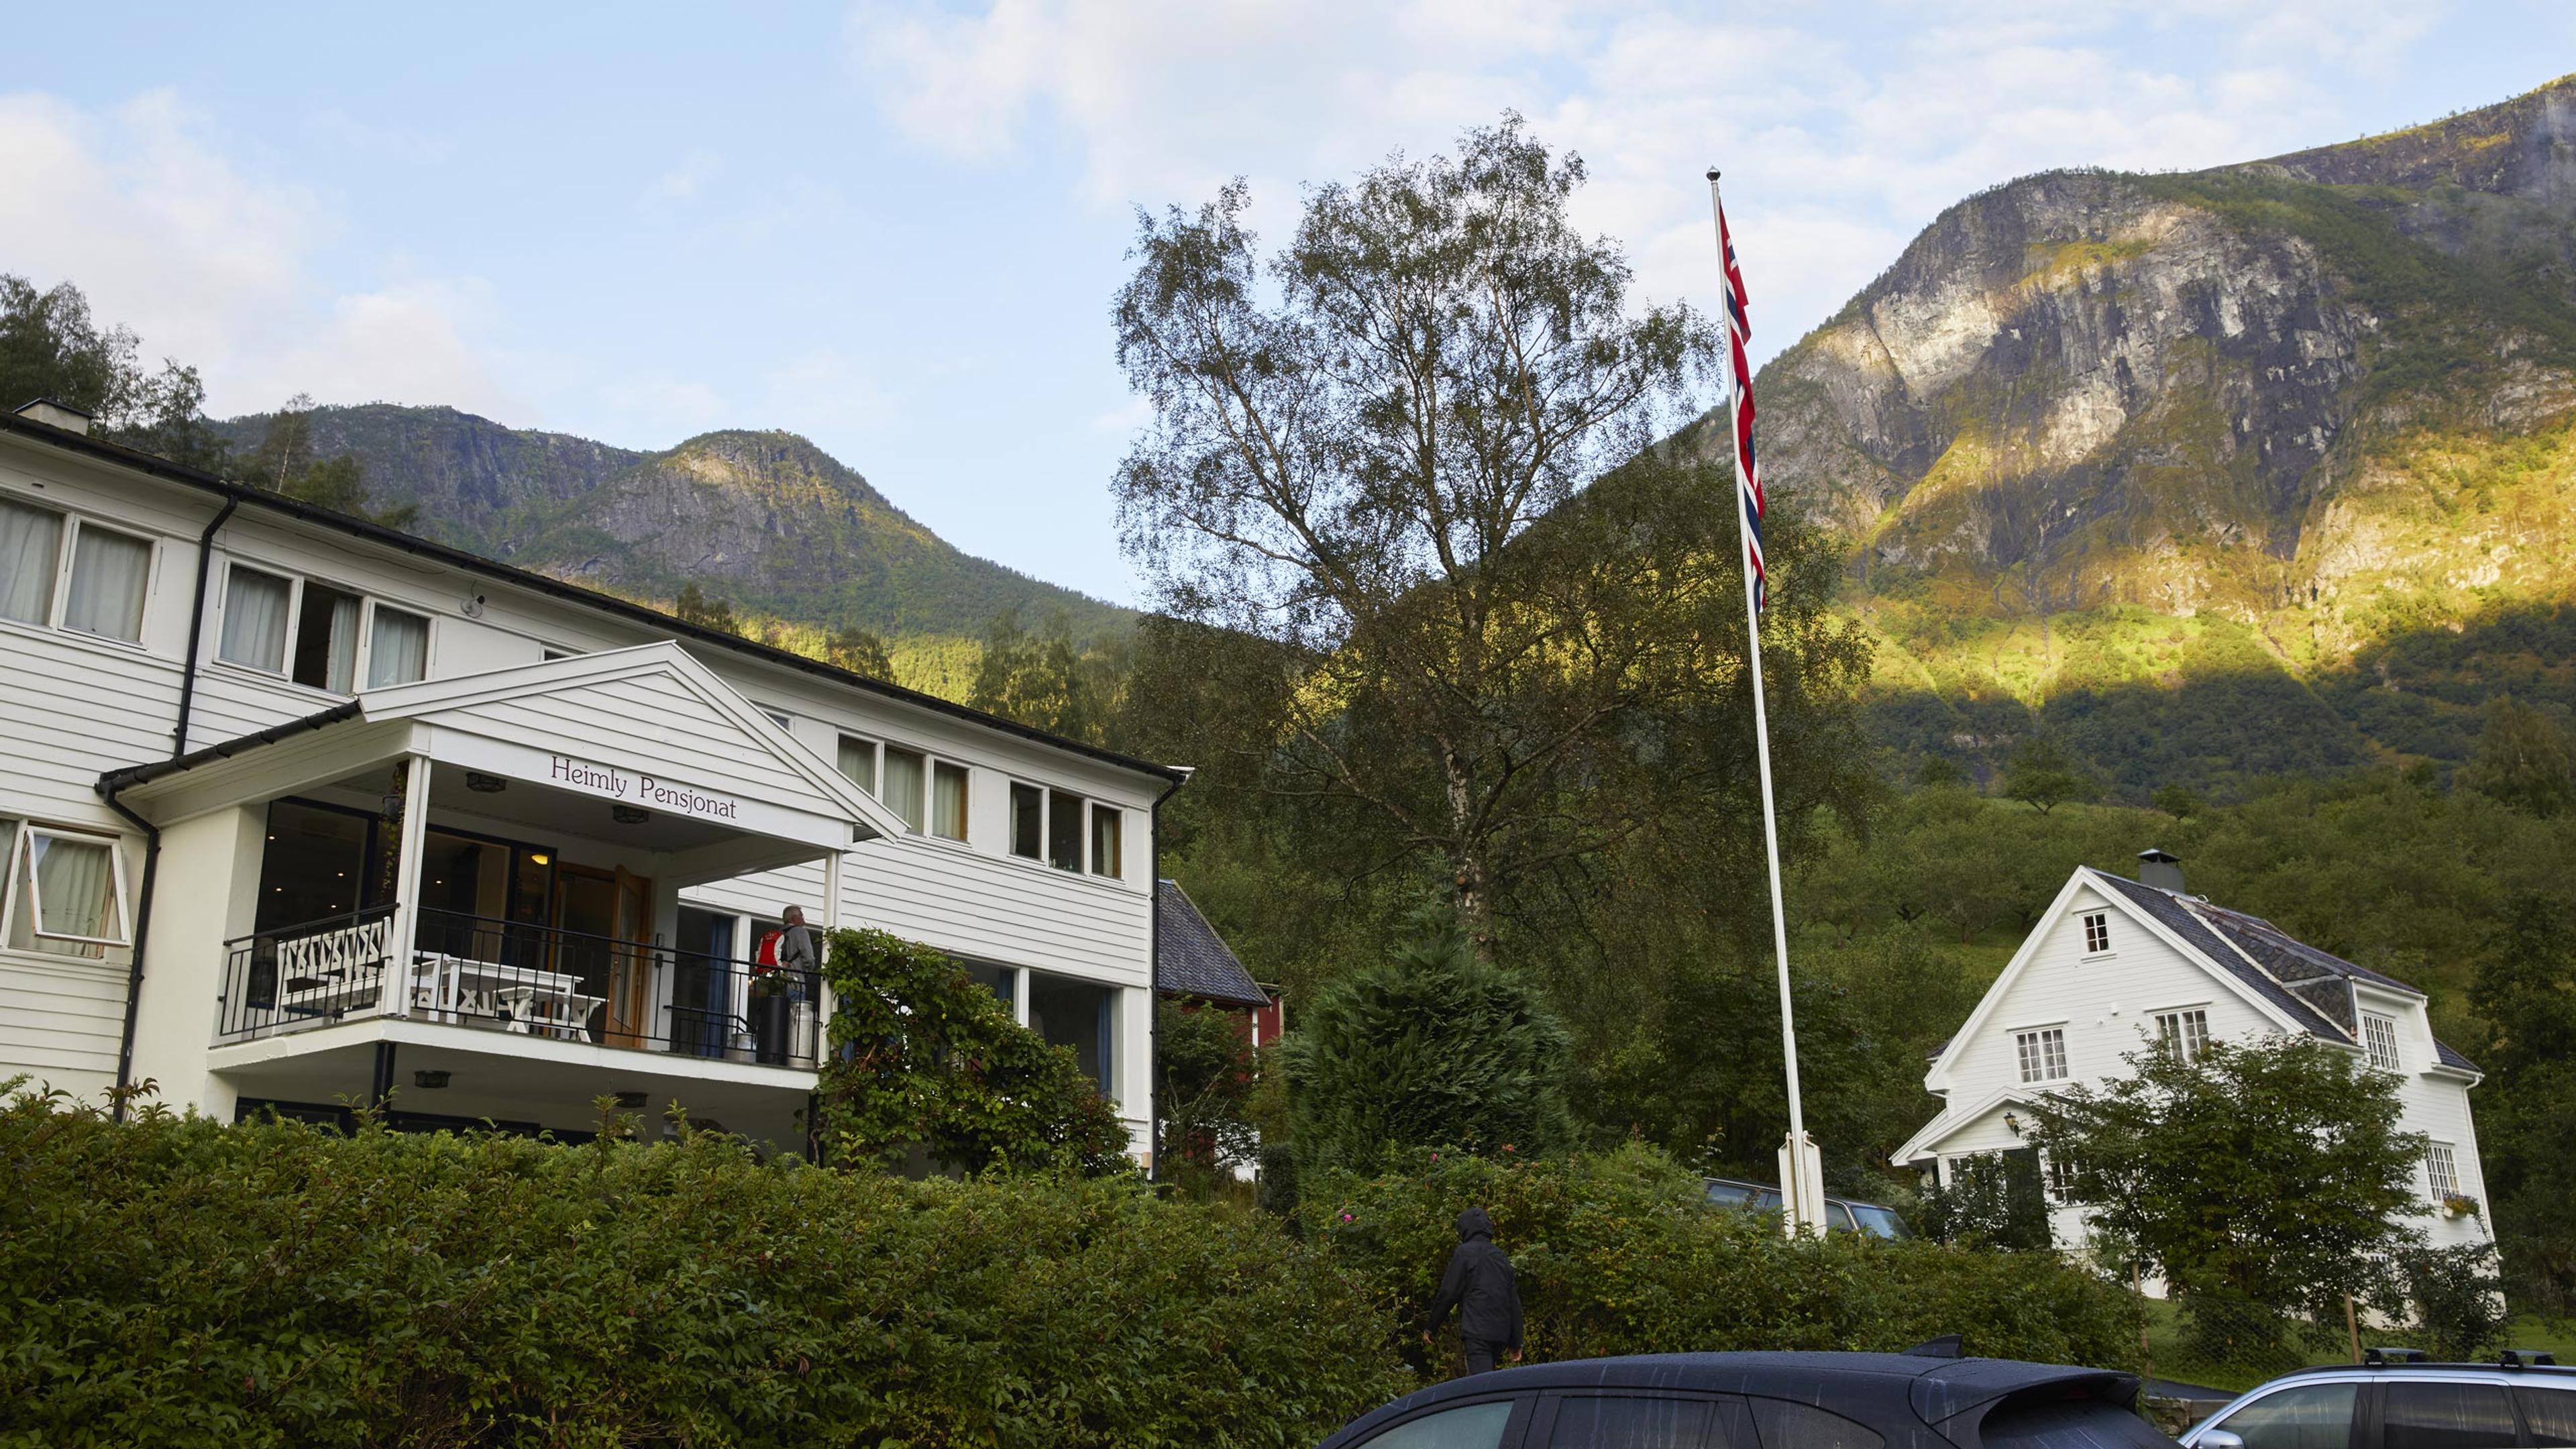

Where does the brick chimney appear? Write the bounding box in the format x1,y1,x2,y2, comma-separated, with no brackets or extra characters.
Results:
2137,848,2184,893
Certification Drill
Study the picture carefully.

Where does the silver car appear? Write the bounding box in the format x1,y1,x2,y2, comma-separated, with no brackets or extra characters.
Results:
2180,1354,2575,1449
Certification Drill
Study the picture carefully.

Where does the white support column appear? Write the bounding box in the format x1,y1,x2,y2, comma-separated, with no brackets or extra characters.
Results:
377,755,432,1019
818,849,844,1032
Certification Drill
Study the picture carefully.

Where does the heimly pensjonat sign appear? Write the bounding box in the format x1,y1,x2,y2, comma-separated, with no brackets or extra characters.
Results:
548,755,743,822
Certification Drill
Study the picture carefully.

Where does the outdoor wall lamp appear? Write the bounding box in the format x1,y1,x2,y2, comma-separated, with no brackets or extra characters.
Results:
2002,1111,2021,1136
613,805,650,825
466,772,508,794
413,1069,451,1089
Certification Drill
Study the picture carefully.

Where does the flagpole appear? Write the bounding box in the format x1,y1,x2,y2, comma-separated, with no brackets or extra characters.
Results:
1706,168,1820,1237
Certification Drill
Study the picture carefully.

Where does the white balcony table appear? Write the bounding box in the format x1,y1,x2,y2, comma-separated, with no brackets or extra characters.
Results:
410,952,592,1035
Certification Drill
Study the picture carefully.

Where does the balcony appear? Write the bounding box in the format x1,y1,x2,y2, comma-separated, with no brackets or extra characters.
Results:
216,904,822,1069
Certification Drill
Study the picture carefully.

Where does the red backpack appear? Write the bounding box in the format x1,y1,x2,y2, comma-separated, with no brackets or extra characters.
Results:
754,930,783,973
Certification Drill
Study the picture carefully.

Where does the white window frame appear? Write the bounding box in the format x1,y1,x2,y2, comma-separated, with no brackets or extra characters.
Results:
2361,1011,2402,1073
3,820,133,951
1005,780,1128,881
2153,1006,2212,1064
2041,1150,2074,1204
878,743,971,844
2426,1142,2461,1201
212,559,433,695
757,705,794,731
4,500,158,648
2015,1025,2070,1084
835,733,879,794
2080,910,2112,955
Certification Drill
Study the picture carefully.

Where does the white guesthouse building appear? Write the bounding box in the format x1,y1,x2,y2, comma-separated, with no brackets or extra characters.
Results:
0,400,1185,1155
1896,849,2494,1255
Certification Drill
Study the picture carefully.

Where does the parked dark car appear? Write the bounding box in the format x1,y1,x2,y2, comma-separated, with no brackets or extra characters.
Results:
2178,1352,2575,1449
1703,1177,1915,1240
1318,1348,2169,1449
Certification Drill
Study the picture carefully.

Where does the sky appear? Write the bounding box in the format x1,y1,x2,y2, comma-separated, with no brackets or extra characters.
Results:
3,4,2569,606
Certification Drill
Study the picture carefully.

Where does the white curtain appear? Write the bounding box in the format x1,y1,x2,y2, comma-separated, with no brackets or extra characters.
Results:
883,748,926,833
60,525,150,641
313,588,359,692
219,568,291,671
366,607,428,687
932,761,967,841
27,830,116,957
0,497,64,625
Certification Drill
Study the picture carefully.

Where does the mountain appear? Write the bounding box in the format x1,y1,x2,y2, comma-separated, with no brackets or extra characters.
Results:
209,405,1128,647
1735,74,2576,794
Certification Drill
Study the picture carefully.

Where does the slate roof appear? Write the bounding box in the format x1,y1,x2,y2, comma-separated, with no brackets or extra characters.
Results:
2090,871,2479,1076
1155,880,1270,1008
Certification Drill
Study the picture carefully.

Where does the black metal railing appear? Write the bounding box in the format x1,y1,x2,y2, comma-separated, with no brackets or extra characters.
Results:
410,908,819,1067
214,904,819,1067
217,903,400,1042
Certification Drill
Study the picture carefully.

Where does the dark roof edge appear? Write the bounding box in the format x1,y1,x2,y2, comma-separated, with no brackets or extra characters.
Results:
97,699,364,797
4,413,1184,786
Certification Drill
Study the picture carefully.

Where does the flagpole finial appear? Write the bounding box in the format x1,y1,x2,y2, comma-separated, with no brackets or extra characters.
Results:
1706,168,1721,181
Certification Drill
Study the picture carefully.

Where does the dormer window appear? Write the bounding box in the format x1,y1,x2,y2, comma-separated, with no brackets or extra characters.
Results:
2082,911,2110,955
2361,1012,2402,1073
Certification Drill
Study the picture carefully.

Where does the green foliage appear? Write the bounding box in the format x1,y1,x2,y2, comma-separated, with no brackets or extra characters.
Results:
672,581,739,635
814,926,1132,1175
2153,784,2202,821
2030,1036,2426,1318
820,623,894,679
1298,1142,2142,1369
2462,694,2576,818
1285,906,1575,1175
2469,896,2576,1313
0,272,227,469
969,606,1129,745
1155,998,1263,1190
1917,1150,2051,1251
0,1091,1406,1447
2377,1244,2511,1362
238,392,419,528
2002,735,2096,814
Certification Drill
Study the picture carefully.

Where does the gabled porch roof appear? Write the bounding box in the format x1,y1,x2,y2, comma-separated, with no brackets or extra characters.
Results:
99,642,912,859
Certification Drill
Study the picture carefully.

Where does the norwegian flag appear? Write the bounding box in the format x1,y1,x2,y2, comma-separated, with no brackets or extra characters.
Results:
1715,191,1766,610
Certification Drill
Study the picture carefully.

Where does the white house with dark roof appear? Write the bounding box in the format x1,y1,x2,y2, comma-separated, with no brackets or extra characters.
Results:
0,400,1188,1159
1895,850,2493,1254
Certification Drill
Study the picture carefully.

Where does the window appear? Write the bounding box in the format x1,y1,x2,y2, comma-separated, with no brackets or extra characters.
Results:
1010,782,1043,859
219,565,294,672
882,747,926,832
366,604,429,687
2042,1152,2074,1204
2155,1008,2210,1063
836,735,877,794
759,706,793,731
2015,1028,2068,1083
3,820,131,959
0,495,64,624
1550,1393,1719,1449
1089,802,1123,879
2362,1011,2402,1072
2208,1383,2357,1449
2427,1142,2461,1201
2381,1381,2520,1449
291,584,360,692
2081,911,2110,954
1048,788,1083,871
60,520,151,642
1028,971,1114,1093
931,761,969,841
1751,1397,1883,1449
1354,1400,1514,1449
2515,1387,2576,1447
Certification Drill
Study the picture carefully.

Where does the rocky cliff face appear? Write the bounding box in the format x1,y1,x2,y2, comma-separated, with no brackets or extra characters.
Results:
213,407,1126,644
1727,75,2576,790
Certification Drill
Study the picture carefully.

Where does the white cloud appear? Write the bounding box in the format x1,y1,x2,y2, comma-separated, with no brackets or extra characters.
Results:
841,0,2465,364
0,89,523,423
654,146,722,202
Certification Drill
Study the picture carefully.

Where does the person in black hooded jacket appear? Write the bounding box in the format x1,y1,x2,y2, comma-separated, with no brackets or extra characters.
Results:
1424,1205,1522,1374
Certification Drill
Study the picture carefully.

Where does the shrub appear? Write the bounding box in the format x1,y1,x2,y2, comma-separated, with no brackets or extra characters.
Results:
1285,911,1574,1174
0,1092,1405,1448
814,926,1131,1175
1298,1142,2142,1372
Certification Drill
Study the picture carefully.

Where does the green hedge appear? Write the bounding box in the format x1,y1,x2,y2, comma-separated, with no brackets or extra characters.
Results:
0,1099,1405,1448
1,1101,2143,1447
1301,1144,2143,1370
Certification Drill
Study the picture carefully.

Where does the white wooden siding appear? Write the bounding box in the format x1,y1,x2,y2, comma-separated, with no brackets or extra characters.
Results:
0,953,127,1100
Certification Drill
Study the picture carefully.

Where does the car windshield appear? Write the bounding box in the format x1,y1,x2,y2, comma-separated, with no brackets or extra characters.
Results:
2206,1383,2356,1449
1847,1205,1910,1239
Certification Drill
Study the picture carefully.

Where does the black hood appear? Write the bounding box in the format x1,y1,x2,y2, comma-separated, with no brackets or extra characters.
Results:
1455,1207,1495,1242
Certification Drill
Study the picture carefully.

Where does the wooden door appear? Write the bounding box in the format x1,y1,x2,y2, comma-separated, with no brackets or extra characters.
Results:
604,866,655,1048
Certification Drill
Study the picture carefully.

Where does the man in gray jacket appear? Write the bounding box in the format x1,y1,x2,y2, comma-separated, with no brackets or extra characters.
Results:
1424,1205,1523,1375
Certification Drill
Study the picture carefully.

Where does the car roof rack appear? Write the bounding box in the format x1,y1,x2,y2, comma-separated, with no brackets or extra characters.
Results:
2500,1350,2559,1368
2364,1348,2430,1365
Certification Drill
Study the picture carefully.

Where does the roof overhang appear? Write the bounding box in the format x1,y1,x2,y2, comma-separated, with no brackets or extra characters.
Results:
1894,1086,2051,1166
99,643,910,856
